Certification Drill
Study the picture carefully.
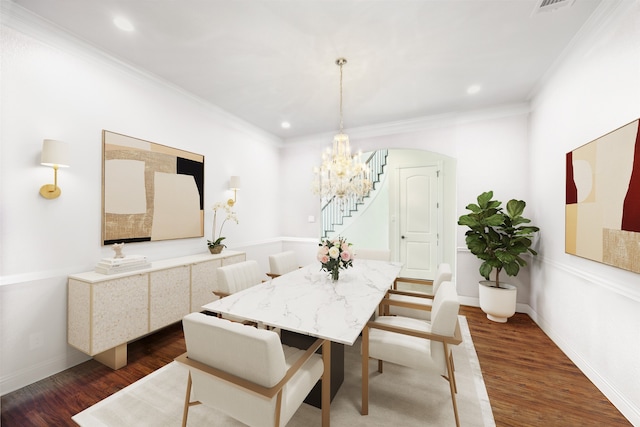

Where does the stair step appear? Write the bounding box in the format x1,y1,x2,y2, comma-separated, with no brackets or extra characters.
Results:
321,149,388,238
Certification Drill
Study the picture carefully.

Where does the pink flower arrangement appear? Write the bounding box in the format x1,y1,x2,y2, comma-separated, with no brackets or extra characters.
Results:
317,237,353,281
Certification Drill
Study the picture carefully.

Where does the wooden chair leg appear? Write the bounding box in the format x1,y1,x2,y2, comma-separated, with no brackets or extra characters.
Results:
182,373,192,427
273,391,283,427
444,344,460,427
378,360,383,373
361,326,369,415
449,351,458,394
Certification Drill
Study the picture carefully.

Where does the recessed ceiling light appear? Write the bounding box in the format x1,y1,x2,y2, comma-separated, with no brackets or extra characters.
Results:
281,122,291,129
467,84,482,95
113,17,135,32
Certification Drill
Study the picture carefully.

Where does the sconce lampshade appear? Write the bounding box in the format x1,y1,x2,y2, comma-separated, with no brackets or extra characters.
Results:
41,139,70,168
229,176,241,190
39,139,70,199
227,176,240,206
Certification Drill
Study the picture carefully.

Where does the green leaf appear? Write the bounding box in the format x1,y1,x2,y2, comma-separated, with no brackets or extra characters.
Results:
495,251,516,263
517,226,540,234
479,262,493,280
477,191,494,208
466,238,487,256
503,262,520,276
485,214,505,226
458,215,479,227
465,203,481,213
515,256,528,267
506,199,525,218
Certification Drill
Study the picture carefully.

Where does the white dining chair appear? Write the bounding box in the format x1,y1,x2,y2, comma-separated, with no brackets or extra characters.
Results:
361,280,462,426
215,260,263,298
266,251,299,278
177,312,329,427
386,263,452,320
214,260,265,324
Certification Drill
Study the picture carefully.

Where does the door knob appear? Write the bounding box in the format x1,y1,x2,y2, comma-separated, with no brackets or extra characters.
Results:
401,235,405,239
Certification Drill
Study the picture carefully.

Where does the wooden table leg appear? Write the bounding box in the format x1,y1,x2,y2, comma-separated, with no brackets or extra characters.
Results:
322,340,331,427
362,325,369,415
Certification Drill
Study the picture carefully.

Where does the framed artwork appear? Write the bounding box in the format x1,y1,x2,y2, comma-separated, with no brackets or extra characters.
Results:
566,118,640,273
102,130,204,245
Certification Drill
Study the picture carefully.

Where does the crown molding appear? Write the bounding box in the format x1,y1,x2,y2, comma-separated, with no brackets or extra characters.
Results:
284,102,531,146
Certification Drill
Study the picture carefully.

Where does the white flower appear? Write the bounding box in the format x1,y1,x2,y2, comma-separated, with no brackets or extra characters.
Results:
328,246,340,259
211,200,238,244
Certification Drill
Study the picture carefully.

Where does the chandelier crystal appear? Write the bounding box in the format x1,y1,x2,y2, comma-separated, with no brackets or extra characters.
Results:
312,58,372,204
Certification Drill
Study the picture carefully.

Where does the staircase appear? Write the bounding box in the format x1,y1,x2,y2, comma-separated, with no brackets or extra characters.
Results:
321,149,388,238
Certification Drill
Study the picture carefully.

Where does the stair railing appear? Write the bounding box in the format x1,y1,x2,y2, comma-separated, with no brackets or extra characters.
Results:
320,149,388,238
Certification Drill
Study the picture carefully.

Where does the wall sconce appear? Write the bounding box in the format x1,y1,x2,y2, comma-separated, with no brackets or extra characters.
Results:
227,176,240,207
39,139,70,199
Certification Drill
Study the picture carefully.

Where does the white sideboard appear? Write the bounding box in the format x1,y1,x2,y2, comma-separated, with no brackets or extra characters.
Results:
68,251,246,369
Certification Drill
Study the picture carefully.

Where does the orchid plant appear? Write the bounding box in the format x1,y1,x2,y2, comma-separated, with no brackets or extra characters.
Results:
207,201,238,248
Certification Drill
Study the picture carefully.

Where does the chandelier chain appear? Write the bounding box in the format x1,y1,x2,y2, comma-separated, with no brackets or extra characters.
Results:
339,59,344,133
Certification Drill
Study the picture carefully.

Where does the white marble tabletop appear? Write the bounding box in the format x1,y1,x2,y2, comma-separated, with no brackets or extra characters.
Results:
202,259,403,345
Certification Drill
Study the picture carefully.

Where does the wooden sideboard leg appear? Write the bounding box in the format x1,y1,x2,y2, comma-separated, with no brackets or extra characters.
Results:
94,344,127,369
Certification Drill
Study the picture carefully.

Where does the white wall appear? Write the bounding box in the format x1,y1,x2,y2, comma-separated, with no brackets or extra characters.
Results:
528,1,640,423
0,17,282,393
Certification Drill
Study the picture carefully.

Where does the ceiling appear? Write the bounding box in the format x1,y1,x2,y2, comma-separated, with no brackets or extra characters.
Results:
10,0,603,140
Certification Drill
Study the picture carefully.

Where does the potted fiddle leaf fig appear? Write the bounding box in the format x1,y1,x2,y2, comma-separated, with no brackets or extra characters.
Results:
458,191,539,322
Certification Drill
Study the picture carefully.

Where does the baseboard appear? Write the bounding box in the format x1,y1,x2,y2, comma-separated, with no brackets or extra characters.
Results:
458,296,530,316
1,351,90,396
527,307,639,426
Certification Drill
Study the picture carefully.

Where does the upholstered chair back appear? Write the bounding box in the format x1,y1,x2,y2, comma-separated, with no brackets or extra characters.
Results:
182,312,324,427
217,260,263,294
268,251,298,276
429,281,460,370
432,263,453,295
388,262,453,321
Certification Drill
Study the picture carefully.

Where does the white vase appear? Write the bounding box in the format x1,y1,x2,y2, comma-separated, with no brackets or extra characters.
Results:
478,280,517,323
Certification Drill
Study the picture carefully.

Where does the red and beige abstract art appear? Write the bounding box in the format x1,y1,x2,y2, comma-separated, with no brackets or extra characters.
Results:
566,118,640,273
102,130,204,245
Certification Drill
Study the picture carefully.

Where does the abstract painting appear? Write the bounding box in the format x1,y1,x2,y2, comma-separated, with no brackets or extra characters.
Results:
102,130,204,245
566,118,640,273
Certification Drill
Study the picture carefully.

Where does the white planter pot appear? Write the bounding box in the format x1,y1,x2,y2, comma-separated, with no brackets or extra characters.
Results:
478,280,517,323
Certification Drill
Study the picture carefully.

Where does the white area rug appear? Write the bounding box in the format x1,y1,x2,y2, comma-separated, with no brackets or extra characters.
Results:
73,316,495,426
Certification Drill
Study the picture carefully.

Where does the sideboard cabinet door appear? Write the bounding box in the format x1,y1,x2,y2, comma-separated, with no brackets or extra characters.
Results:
92,274,149,355
149,265,190,331
191,259,222,312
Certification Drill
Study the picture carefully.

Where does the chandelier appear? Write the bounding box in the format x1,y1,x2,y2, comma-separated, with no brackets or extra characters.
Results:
312,58,372,205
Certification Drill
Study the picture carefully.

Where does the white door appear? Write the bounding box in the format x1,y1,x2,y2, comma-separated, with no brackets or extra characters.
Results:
398,166,439,279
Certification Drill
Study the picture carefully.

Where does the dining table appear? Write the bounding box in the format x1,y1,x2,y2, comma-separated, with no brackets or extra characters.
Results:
201,258,403,415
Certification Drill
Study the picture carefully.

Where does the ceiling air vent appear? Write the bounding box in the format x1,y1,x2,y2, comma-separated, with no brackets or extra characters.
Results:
533,0,576,14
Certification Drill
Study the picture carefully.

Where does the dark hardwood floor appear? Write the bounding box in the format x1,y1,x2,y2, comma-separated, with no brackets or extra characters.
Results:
459,307,630,427
1,306,631,426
